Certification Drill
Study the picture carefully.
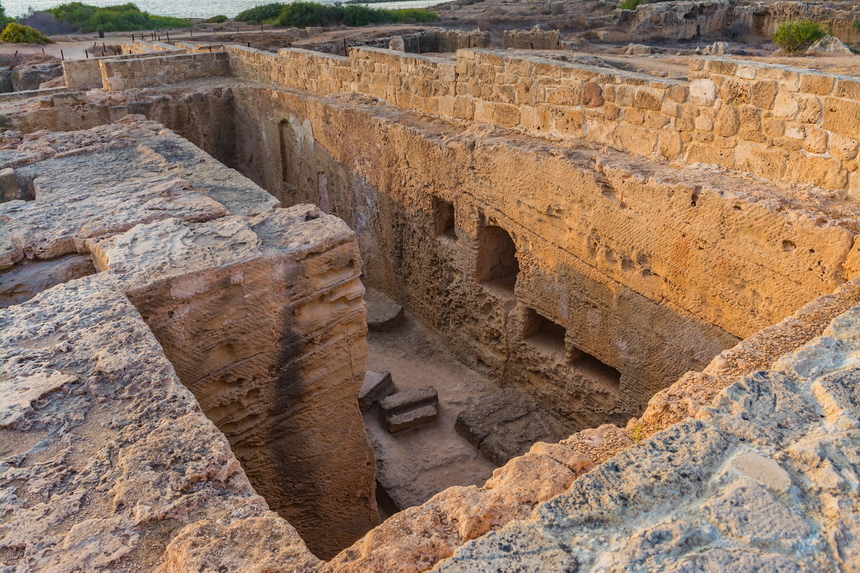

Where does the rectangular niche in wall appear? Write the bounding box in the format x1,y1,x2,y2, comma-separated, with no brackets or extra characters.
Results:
476,225,519,291
572,351,621,393
522,307,566,357
433,197,456,238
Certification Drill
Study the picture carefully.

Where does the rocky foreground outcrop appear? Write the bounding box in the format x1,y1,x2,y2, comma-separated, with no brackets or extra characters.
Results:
0,118,377,562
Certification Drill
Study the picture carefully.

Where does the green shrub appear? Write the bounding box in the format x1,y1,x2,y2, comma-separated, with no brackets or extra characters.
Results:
773,20,827,53
205,14,228,23
0,22,54,43
47,3,189,32
619,0,643,10
235,3,284,23
276,2,437,28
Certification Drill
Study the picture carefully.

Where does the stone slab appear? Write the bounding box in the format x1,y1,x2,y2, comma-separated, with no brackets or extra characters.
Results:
379,385,439,415
364,287,404,331
359,370,395,410
381,403,439,433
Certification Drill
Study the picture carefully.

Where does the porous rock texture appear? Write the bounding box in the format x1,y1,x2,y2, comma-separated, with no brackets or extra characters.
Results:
0,119,377,560
0,275,320,573
433,302,860,572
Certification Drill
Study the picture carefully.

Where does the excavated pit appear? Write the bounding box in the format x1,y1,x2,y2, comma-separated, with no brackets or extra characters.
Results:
9,47,860,559
5,82,746,501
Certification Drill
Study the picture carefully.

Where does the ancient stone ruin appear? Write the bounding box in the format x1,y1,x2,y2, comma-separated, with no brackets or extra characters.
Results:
3,7,860,571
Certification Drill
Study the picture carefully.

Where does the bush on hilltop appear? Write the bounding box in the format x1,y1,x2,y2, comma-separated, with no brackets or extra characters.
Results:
0,22,54,43
276,2,438,27
235,3,285,24
47,2,190,32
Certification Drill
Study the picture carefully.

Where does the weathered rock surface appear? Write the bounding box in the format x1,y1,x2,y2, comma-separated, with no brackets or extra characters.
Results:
0,119,377,561
365,287,404,331
359,370,396,410
0,275,321,572
807,35,854,54
379,386,439,432
11,63,62,92
432,303,860,572
0,253,95,308
456,388,572,466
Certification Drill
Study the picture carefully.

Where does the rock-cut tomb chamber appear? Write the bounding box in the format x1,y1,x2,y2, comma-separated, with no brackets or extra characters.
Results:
2,39,860,572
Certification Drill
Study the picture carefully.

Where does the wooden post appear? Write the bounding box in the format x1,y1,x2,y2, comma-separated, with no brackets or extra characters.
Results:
166,30,170,42
85,49,89,58
60,50,64,60
131,34,134,42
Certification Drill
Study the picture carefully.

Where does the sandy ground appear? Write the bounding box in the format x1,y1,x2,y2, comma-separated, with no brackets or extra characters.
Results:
363,311,497,512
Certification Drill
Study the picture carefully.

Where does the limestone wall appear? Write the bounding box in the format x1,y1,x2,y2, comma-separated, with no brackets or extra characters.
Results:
64,50,186,89
227,45,352,93
229,85,860,428
502,29,561,49
122,39,180,54
8,87,237,167
223,46,860,193
99,51,230,90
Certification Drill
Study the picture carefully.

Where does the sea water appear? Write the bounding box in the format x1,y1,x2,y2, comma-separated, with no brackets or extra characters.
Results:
3,0,443,19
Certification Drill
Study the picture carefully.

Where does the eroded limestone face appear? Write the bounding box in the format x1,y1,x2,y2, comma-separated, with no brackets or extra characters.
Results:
0,119,377,561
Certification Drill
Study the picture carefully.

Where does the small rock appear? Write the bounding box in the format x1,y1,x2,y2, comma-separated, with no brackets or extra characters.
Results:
358,371,395,411
365,287,404,331
807,36,853,54
703,41,728,55
624,43,654,55
389,37,406,52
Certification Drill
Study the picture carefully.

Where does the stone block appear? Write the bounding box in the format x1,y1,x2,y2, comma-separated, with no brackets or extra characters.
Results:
734,142,788,180
772,91,800,120
582,82,604,107
787,155,848,190
633,88,661,111
358,371,395,410
665,84,689,103
378,386,439,432
380,385,439,415
797,96,822,124
834,78,860,99
714,105,740,137
799,73,835,96
381,403,438,432
803,128,828,154
822,97,860,139
829,133,860,161
690,79,716,105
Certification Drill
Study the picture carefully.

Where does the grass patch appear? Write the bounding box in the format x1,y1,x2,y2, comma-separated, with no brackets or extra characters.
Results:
47,2,189,32
276,2,438,27
0,22,54,43
205,14,228,23
773,20,827,53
